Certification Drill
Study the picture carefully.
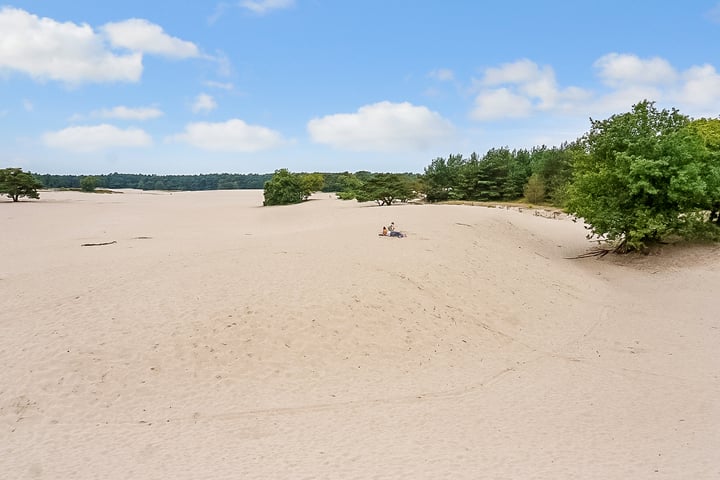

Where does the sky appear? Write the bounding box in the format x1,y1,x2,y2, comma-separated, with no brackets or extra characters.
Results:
1,1,720,175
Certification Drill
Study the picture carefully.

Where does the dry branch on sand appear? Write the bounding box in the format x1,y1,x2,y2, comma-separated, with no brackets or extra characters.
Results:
81,241,117,247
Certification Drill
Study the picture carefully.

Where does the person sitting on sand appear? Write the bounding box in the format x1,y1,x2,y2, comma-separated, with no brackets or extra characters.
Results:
379,225,405,238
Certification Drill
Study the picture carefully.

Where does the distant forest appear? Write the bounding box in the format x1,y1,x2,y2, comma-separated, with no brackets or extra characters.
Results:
32,171,342,192
33,172,273,191
32,171,423,193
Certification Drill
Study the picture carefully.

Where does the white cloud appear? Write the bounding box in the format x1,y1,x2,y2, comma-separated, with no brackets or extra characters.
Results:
192,93,218,113
307,101,455,152
594,53,677,87
0,7,142,84
43,124,152,152
471,88,533,120
208,3,231,25
591,86,664,116
590,54,720,118
429,68,455,81
677,64,720,115
482,58,548,86
471,59,590,120
240,0,295,14
23,100,34,112
102,19,199,58
68,106,165,122
95,106,164,120
168,119,286,152
480,59,582,111
468,55,720,122
204,80,234,90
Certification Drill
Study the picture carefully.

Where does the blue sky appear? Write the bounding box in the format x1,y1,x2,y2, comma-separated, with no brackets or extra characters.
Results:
1,1,720,175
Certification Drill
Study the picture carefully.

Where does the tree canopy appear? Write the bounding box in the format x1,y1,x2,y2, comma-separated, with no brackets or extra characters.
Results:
300,173,325,200
80,176,98,192
0,168,43,202
355,173,415,205
566,101,720,251
334,172,418,205
263,169,325,206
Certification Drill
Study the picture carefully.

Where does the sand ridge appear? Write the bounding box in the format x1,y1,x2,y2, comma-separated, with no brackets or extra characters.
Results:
1,190,718,479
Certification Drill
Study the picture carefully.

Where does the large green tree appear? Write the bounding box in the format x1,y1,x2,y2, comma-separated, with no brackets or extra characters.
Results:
529,143,579,205
422,154,464,202
356,173,414,205
566,101,720,252
299,173,325,200
263,168,304,206
685,118,720,223
0,168,43,202
335,173,365,200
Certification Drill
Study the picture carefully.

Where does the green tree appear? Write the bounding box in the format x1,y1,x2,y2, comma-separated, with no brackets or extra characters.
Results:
263,168,304,206
523,173,546,203
80,176,98,192
530,143,579,205
567,100,720,252
0,168,43,202
688,118,720,150
504,149,533,199
357,173,414,205
422,154,464,202
678,119,720,225
336,173,365,200
479,148,512,199
299,173,325,200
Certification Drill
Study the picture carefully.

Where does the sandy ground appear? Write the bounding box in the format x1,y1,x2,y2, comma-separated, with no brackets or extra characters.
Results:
1,189,718,479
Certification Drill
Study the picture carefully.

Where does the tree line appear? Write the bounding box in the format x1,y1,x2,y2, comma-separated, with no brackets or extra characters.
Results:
4,100,719,252
28,170,403,194
264,101,720,252
32,172,276,191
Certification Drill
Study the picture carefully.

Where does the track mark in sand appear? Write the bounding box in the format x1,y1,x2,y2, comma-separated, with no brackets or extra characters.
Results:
477,321,516,343
395,273,425,291
581,304,610,340
474,320,538,353
53,368,521,428
412,367,517,402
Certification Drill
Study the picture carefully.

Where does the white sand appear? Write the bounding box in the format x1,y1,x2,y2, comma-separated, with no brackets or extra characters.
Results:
1,190,719,479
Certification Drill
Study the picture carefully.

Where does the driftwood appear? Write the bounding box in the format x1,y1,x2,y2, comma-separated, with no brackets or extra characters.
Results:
81,241,117,247
566,248,611,259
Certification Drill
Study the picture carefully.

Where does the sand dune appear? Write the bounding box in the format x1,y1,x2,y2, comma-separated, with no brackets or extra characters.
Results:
1,190,719,479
